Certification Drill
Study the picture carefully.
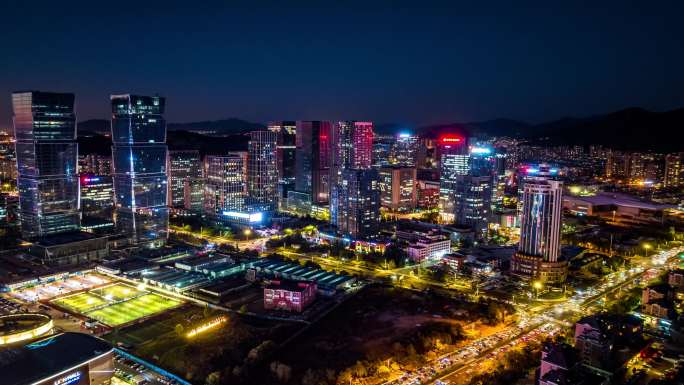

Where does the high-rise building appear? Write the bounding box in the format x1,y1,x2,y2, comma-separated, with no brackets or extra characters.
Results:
167,150,202,208
336,169,380,238
378,166,416,212
454,175,492,238
184,178,204,212
293,121,331,205
511,175,567,284
13,91,80,239
665,152,684,187
390,133,419,166
79,175,114,219
268,121,297,209
0,131,17,183
248,131,278,209
111,94,168,246
204,153,247,217
78,154,112,176
330,121,373,224
438,135,469,223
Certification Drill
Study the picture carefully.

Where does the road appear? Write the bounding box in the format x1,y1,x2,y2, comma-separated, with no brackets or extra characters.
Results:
385,246,683,385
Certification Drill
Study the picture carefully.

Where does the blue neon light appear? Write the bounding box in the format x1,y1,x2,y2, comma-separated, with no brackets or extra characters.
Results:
114,348,191,385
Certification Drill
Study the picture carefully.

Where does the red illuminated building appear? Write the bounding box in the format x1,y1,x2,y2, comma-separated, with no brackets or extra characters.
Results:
264,280,317,313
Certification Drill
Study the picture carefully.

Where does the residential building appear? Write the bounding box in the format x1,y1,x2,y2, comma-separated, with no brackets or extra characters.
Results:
664,152,684,187
13,91,80,239
111,94,169,246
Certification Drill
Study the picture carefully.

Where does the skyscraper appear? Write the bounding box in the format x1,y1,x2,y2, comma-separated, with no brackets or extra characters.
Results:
454,175,492,238
248,131,278,209
665,152,684,187
378,166,417,212
167,150,202,208
512,175,567,284
293,121,331,205
329,121,373,224
111,94,168,246
438,135,469,223
268,121,297,210
390,133,419,166
13,91,80,238
204,153,247,217
336,168,380,238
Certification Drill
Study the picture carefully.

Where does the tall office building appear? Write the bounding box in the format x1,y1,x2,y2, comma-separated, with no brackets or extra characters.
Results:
329,121,373,224
78,154,112,176
268,121,297,209
511,176,567,284
378,166,417,212
390,133,419,166
665,153,684,187
13,91,80,238
111,94,168,245
454,175,492,238
167,150,202,208
336,168,380,238
438,135,469,223
204,154,247,217
248,131,278,209
79,175,114,219
292,121,331,205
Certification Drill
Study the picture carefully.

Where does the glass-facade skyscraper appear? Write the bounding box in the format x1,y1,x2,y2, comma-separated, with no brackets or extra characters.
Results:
111,94,168,245
438,135,469,223
336,168,380,238
13,91,80,239
293,121,331,204
167,150,202,207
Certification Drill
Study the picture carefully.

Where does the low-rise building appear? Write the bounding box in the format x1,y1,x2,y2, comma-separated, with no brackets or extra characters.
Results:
264,280,316,313
406,236,451,262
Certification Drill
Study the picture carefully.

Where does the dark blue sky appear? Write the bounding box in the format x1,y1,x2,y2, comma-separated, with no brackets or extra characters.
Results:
1,0,683,127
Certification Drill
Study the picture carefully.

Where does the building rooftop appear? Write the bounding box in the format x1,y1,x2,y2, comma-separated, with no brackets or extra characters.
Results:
266,280,314,292
564,192,675,211
0,332,112,385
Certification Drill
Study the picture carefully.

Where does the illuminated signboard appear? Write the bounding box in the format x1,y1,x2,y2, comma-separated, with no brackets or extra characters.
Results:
222,211,263,223
53,372,81,385
440,136,461,144
470,147,491,155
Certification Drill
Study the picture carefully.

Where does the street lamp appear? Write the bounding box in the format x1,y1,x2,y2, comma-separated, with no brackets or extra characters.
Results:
533,281,543,299
642,243,651,258
244,228,252,241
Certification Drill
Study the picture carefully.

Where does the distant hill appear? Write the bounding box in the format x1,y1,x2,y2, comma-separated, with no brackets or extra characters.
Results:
414,108,684,152
78,119,110,136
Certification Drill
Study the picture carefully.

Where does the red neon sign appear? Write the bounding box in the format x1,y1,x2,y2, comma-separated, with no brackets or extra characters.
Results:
439,135,462,145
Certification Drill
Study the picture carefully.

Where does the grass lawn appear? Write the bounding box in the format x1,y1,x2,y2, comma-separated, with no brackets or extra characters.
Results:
87,293,181,326
52,292,108,313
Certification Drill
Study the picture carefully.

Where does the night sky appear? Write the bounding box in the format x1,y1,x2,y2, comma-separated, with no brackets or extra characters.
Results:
2,0,683,128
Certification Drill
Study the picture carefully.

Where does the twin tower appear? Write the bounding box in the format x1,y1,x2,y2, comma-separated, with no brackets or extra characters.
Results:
13,91,168,245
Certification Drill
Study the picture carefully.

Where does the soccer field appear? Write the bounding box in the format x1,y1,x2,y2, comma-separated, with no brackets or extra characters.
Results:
87,294,182,326
51,282,182,326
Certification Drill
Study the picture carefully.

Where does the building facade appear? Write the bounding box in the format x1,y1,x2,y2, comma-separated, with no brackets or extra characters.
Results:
335,168,380,238
665,152,684,187
13,91,80,239
204,154,247,217
247,130,278,210
438,135,469,223
294,121,331,205
79,175,114,219
512,177,567,284
78,154,112,176
378,166,417,212
111,94,169,246
264,280,317,313
268,121,297,210
167,150,202,208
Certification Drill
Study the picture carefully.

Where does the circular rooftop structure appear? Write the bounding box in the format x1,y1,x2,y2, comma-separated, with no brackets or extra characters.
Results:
0,313,53,346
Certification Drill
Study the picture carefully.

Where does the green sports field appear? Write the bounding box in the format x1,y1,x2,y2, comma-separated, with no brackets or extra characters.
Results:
51,283,182,326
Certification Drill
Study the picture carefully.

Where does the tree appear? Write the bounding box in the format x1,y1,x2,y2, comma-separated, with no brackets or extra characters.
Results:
238,304,248,314
205,371,221,385
270,361,292,383
203,305,211,318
